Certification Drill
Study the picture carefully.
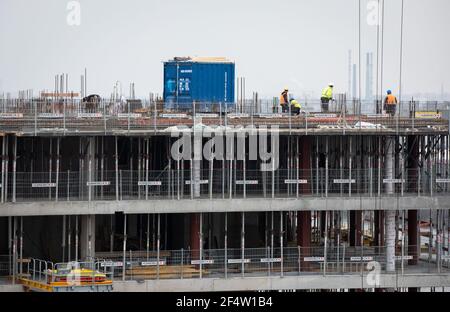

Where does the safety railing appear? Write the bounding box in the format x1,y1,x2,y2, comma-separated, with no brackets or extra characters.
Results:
91,245,449,281
0,98,448,134
3,168,450,203
18,259,113,286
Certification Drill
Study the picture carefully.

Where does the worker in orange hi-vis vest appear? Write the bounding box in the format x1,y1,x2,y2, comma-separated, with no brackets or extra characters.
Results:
279,88,289,113
383,90,398,117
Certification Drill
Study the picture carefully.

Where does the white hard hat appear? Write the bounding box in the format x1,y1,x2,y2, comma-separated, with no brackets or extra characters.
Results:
328,82,334,87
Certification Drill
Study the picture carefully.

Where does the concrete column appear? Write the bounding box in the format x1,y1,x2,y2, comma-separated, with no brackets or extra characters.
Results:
297,211,311,247
349,211,362,246
80,137,96,200
80,215,96,260
374,211,384,247
408,210,418,265
385,136,396,272
385,210,396,272
297,211,311,270
190,214,200,259
407,136,419,265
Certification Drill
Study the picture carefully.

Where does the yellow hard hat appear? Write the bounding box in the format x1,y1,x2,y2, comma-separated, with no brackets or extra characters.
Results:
284,87,289,91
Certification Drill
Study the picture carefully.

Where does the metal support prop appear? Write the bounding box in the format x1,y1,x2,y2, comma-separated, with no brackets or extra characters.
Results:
88,138,92,202
7,217,11,276
115,136,119,201
12,136,16,203
271,211,274,273
75,216,79,261
122,214,127,281
68,216,71,261
325,136,328,197
241,212,245,277
349,136,352,196
4,136,8,203
296,137,299,198
224,212,228,278
229,136,233,199
110,215,114,253
272,137,275,199
199,213,203,279
280,211,284,277
401,210,405,275
145,138,149,200
19,217,23,275
55,138,60,201
62,215,66,262
324,211,328,276
157,214,160,279
178,139,181,200
209,158,213,200
243,135,246,198
138,138,141,199
146,214,150,260
316,136,319,195
12,217,16,284
1,136,5,203
49,139,52,200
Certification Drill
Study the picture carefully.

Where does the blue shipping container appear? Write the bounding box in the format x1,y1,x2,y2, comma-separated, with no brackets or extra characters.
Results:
163,57,235,111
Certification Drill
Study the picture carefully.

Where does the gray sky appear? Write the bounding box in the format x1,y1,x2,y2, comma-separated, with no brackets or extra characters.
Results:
0,0,449,99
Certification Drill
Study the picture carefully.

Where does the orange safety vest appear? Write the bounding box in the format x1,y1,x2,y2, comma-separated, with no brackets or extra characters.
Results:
280,91,288,105
385,94,397,105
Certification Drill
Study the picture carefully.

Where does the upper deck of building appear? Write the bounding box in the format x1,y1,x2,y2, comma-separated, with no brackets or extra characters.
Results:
0,98,448,136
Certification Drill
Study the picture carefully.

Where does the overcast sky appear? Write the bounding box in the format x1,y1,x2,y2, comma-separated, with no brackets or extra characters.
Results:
0,0,449,99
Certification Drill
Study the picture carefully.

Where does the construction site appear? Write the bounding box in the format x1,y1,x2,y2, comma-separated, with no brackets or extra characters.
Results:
1,0,450,294
0,62,449,292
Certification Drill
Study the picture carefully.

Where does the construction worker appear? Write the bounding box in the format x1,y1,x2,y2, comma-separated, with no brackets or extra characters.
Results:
280,88,289,113
290,98,301,115
383,90,398,117
321,83,334,112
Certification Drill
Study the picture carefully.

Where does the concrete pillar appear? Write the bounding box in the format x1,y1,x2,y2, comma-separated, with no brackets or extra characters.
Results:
349,211,362,246
407,136,419,265
297,211,311,269
80,215,95,260
297,211,311,247
408,210,418,265
81,137,96,200
374,211,384,247
190,213,200,258
385,136,396,272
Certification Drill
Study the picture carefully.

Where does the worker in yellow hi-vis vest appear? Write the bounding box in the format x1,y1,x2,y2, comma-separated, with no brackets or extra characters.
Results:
321,83,334,112
290,98,301,115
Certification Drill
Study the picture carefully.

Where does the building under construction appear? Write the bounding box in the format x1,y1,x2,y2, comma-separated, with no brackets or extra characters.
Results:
0,84,449,292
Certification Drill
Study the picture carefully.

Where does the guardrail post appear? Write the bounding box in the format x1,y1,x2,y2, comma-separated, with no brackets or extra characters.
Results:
122,214,127,281
342,244,346,273
280,211,284,277
55,138,60,202
199,213,203,279
180,248,184,279
224,212,228,279
157,213,160,280
115,136,119,201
